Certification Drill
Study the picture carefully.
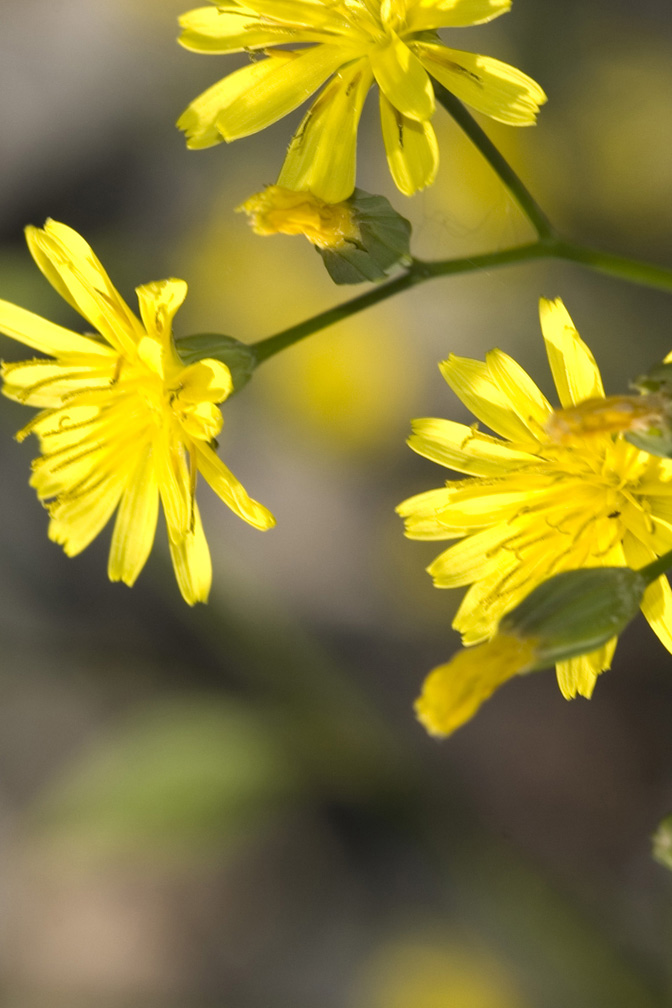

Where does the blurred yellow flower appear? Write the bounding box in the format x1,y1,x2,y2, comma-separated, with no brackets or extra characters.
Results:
239,184,360,248
398,298,672,699
177,0,546,199
0,220,274,605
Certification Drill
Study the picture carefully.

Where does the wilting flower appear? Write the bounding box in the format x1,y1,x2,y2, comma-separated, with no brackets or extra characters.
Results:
0,220,275,604
177,0,546,200
239,185,361,248
398,298,672,699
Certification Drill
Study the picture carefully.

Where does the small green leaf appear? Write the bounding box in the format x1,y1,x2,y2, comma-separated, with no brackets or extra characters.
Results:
319,189,412,285
177,333,258,392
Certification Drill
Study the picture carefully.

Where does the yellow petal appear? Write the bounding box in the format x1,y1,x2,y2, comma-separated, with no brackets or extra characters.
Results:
195,443,276,530
25,222,142,357
416,44,546,125
555,638,616,700
278,61,372,203
177,50,298,149
396,487,464,541
415,633,537,737
440,355,538,442
370,31,434,122
539,298,605,408
178,6,301,53
168,503,212,605
405,0,511,32
427,523,518,587
0,299,111,358
215,45,349,141
108,447,160,586
408,418,539,477
48,474,125,556
2,357,115,408
485,348,552,436
379,92,439,195
623,535,672,654
136,278,188,348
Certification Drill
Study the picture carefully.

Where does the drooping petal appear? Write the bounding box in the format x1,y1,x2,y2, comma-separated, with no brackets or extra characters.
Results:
215,45,350,142
278,60,372,202
539,298,605,408
555,638,616,700
177,50,298,149
25,222,143,357
415,44,546,125
196,443,276,530
168,503,213,606
405,0,511,33
407,417,539,476
370,31,435,122
379,92,439,195
415,632,537,738
108,446,160,587
485,348,552,436
440,355,539,442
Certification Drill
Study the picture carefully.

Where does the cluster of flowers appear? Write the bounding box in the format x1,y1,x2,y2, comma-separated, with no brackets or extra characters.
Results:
1,2,669,737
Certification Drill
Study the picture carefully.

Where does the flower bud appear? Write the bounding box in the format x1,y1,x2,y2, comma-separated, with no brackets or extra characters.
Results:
501,566,647,669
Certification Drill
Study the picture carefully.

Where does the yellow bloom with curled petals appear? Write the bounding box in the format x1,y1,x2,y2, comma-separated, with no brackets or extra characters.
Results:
177,0,546,200
398,298,672,700
0,220,275,605
239,184,361,248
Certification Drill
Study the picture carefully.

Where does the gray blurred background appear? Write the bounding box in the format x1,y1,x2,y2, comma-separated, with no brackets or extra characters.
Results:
0,1,672,1006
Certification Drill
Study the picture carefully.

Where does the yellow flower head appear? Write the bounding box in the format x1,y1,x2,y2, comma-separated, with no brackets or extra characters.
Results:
398,298,672,700
0,220,275,605
238,184,361,249
177,0,546,200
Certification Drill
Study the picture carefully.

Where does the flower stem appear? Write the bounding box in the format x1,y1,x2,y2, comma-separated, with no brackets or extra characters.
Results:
251,240,672,364
432,84,557,241
638,547,672,585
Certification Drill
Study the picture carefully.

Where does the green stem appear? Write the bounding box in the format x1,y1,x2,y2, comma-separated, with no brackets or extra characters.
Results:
252,239,672,364
252,243,546,364
638,546,672,585
432,84,557,241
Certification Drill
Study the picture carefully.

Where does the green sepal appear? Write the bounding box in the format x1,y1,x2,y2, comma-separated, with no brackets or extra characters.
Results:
625,426,672,458
318,189,411,285
500,567,646,669
176,333,258,393
652,814,672,871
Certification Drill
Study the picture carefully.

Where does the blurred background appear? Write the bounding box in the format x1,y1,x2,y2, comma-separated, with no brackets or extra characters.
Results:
0,1,672,1005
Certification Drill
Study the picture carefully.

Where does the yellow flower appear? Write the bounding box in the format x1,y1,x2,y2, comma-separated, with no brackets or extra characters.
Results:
177,0,546,200
416,633,537,736
398,298,672,699
238,184,361,248
0,220,275,605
